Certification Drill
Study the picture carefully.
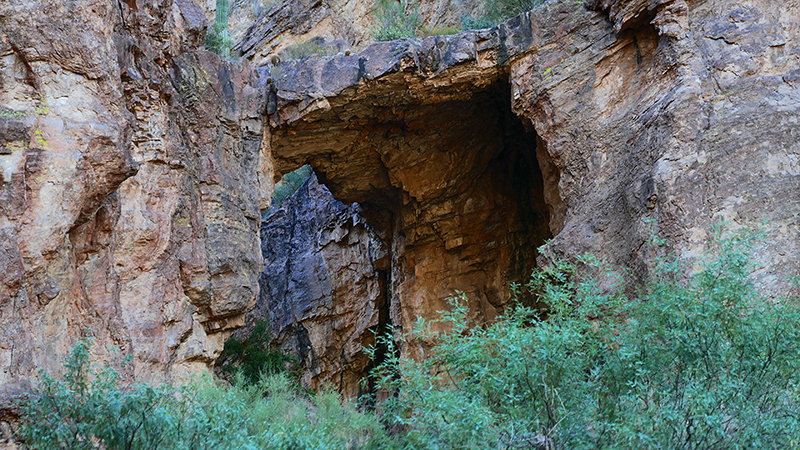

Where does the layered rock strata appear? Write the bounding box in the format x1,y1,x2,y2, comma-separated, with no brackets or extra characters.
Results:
235,0,486,66
0,0,797,425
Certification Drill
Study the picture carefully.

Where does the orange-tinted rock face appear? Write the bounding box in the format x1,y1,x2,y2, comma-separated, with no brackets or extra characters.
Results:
0,0,268,400
268,67,556,362
264,0,800,372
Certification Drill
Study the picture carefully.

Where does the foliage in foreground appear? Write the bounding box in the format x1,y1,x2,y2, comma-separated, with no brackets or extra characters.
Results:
219,320,299,386
17,341,380,449
370,227,800,449
18,227,800,449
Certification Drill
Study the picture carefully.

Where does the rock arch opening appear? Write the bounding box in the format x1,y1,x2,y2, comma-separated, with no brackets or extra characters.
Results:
251,74,561,396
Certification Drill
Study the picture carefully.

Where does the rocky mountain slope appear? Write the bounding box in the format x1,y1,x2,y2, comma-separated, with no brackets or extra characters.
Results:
1,0,798,439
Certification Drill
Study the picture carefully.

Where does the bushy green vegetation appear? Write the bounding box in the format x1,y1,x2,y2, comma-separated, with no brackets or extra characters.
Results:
17,338,381,449
372,0,551,40
205,0,233,57
372,0,421,41
205,25,234,57
219,320,299,386
468,0,549,29
17,227,800,449
264,165,313,218
369,227,800,449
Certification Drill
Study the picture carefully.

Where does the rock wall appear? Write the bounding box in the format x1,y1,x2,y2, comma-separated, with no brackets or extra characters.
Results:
235,0,485,66
264,0,800,364
0,0,798,431
0,0,268,406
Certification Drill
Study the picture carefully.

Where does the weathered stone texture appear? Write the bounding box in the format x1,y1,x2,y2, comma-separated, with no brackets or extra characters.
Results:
235,0,485,66
586,0,689,37
0,0,267,403
0,0,798,421
242,173,386,398
513,0,800,296
265,0,800,367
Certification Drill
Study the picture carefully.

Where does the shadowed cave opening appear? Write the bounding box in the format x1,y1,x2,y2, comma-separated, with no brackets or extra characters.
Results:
243,78,560,397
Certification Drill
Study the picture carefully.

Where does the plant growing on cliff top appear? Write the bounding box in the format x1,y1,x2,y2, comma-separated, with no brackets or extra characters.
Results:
369,226,800,449
264,164,313,219
205,0,233,57
373,0,421,40
461,0,550,30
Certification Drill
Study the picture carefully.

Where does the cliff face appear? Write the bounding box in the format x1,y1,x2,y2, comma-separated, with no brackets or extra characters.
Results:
0,0,268,397
0,0,798,424
235,0,485,65
264,0,800,365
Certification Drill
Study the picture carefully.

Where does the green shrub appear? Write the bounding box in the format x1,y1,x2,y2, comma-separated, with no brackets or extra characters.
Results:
461,0,549,30
17,339,383,449
264,165,313,218
281,40,333,60
372,0,421,41
219,320,299,386
205,0,233,57
205,24,234,57
17,339,185,450
370,226,800,449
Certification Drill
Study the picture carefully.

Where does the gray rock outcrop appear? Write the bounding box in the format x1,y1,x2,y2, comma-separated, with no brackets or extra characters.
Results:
241,174,388,398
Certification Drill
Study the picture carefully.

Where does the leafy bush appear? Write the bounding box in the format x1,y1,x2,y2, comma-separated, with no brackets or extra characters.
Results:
372,0,421,41
461,0,549,30
17,339,382,449
264,165,313,218
18,226,799,449
219,320,299,386
370,227,800,449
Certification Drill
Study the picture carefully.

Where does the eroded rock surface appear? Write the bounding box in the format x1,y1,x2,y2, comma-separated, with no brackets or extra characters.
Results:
240,173,387,398
0,0,267,403
265,0,800,365
0,0,798,422
235,0,485,66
